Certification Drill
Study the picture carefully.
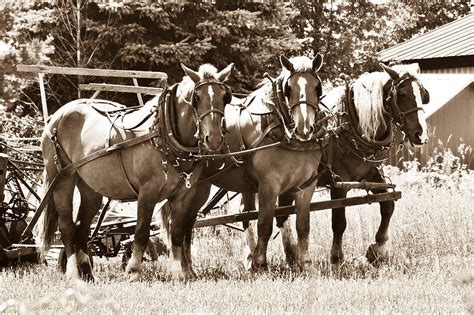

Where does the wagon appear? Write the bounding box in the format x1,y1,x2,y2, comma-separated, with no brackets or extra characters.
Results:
0,65,402,267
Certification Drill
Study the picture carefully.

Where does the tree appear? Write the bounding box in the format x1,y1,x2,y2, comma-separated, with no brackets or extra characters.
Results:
288,0,470,84
2,1,301,116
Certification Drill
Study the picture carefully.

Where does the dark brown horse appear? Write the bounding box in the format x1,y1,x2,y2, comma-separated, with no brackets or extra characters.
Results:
40,63,234,281
242,63,430,265
161,55,325,273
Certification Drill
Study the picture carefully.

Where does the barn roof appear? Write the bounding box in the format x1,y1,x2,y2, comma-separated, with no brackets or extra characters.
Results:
418,73,474,118
379,13,474,62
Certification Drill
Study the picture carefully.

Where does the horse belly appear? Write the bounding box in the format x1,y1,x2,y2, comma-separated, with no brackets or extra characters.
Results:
209,167,257,193
250,148,322,193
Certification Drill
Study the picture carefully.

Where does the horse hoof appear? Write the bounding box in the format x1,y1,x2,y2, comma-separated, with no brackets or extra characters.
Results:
284,246,297,266
251,260,268,273
81,271,95,283
242,252,253,271
128,271,141,282
366,243,388,264
298,260,313,272
330,254,344,265
184,268,197,281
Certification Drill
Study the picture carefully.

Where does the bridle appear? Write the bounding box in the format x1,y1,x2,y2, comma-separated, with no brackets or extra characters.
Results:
188,79,232,145
272,71,323,138
385,73,425,136
282,71,322,113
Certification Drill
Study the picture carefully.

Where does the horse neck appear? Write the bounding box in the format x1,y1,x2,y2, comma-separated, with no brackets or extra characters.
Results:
174,83,198,147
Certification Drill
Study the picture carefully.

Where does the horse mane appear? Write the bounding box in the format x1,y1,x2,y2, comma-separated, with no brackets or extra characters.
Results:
390,63,421,79
352,71,390,140
178,64,220,99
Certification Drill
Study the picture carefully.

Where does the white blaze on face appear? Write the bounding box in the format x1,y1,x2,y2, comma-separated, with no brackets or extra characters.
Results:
296,77,310,133
208,85,215,119
412,82,428,144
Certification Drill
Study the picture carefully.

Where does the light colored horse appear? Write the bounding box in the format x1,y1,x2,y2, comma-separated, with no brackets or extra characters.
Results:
40,63,234,281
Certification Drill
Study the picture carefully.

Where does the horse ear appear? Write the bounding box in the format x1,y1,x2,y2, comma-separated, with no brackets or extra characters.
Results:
216,63,234,82
280,55,294,72
181,63,200,83
312,53,323,72
379,63,399,80
422,88,430,104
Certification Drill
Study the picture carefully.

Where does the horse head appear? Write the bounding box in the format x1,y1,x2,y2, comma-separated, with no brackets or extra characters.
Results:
180,63,234,152
380,63,430,146
279,54,323,142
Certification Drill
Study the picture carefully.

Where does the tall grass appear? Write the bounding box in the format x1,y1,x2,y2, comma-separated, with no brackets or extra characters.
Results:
0,153,472,313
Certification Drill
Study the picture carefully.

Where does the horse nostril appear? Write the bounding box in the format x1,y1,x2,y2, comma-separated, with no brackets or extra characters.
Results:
414,131,421,139
309,125,315,134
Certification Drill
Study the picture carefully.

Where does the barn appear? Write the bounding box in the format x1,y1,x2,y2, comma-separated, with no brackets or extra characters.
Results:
378,13,474,168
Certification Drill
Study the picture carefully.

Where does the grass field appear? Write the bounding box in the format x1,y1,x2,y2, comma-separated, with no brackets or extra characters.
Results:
0,168,472,314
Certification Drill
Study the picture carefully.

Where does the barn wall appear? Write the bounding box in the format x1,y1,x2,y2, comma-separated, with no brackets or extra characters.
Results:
389,83,474,169
423,66,474,74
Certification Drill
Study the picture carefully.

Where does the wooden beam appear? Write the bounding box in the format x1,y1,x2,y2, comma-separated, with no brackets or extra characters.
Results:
17,65,167,80
79,83,163,95
194,191,402,228
332,181,396,190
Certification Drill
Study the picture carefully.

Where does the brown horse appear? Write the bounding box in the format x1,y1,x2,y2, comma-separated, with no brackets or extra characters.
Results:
40,63,234,281
161,55,325,272
243,63,430,265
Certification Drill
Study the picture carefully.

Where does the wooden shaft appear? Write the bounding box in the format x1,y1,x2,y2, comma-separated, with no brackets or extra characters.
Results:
194,191,402,228
332,181,396,190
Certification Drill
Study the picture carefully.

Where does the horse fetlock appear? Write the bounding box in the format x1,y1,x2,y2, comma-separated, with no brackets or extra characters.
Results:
125,260,142,275
242,246,254,271
251,255,268,272
297,255,312,271
330,245,344,265
283,244,297,265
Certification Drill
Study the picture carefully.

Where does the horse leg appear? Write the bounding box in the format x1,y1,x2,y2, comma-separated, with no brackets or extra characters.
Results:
54,175,80,280
294,183,318,271
241,192,257,270
330,188,348,264
125,191,157,281
252,186,277,271
167,187,201,280
366,175,394,263
275,193,297,265
75,179,102,282
181,184,211,278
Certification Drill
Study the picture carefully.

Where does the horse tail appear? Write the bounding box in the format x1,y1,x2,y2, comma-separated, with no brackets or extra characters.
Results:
160,202,172,248
40,170,59,254
39,119,62,255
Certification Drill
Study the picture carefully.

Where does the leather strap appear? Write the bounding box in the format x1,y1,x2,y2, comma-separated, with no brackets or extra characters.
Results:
249,120,281,149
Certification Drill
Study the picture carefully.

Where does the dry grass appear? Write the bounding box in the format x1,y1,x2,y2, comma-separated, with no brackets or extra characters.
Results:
0,171,472,314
